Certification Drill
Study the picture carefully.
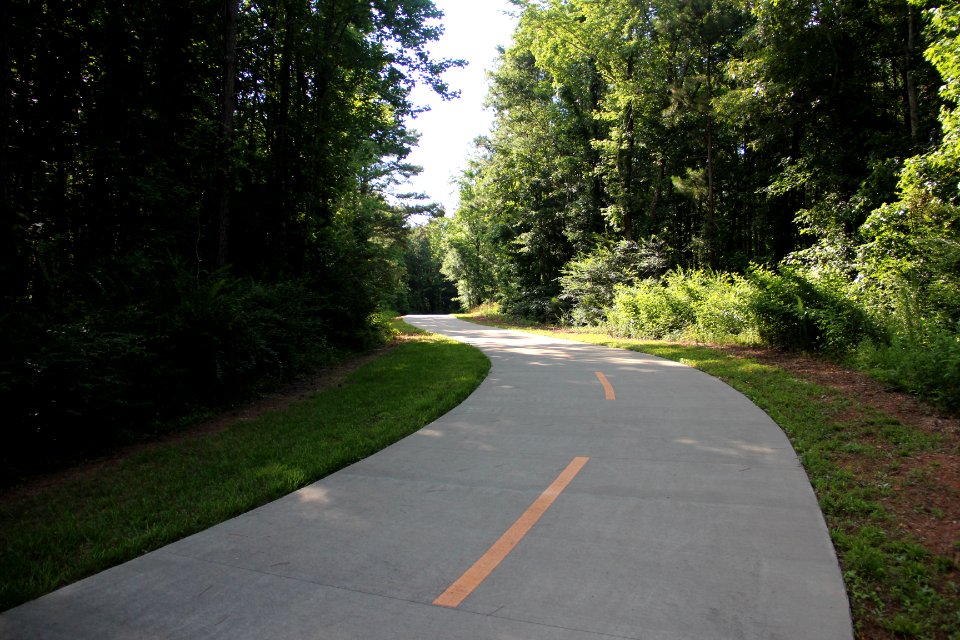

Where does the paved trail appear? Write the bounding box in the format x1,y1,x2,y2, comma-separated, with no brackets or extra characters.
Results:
1,315,852,639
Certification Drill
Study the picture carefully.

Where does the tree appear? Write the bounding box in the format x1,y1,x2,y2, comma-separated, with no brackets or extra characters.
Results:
217,0,240,267
0,0,461,476
441,159,501,310
403,221,458,313
442,0,946,323
857,0,960,326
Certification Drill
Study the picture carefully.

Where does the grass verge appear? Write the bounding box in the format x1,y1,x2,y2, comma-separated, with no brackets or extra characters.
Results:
458,312,959,640
0,319,490,613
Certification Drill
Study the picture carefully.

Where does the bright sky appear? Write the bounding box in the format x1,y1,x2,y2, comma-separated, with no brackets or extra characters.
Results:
402,0,519,216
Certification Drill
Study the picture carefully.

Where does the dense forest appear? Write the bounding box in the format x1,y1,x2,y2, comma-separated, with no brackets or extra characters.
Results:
1,0,459,480
436,0,960,410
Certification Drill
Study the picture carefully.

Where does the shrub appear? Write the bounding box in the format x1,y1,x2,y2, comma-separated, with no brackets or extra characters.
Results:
607,278,688,339
606,269,756,342
682,271,756,343
498,285,563,324
746,267,880,356
855,321,960,413
559,237,671,326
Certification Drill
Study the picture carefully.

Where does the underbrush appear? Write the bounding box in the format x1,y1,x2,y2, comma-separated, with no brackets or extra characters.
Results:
855,323,960,413
0,267,393,488
573,266,956,412
606,269,757,344
603,266,879,353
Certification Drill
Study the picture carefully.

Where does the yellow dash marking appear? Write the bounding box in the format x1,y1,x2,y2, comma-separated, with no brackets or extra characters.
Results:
433,456,590,609
594,371,616,400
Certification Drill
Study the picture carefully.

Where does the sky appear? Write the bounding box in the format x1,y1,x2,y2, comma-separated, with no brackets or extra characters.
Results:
401,0,519,215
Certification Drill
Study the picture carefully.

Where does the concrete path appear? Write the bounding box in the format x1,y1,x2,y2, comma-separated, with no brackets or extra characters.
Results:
1,315,852,639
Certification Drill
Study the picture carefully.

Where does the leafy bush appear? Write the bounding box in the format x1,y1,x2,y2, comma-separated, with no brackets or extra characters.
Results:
155,274,338,408
604,266,880,353
682,271,756,343
607,278,688,339
855,319,960,413
559,237,671,326
746,267,880,355
604,257,959,412
606,269,756,342
498,284,563,324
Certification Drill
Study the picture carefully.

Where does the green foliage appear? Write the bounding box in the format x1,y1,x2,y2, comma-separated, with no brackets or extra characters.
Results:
856,324,960,413
606,268,756,343
858,197,960,328
443,0,946,334
0,266,366,486
559,237,671,325
826,0,960,412
400,223,458,313
439,175,502,310
923,1,960,167
498,286,565,324
607,278,692,339
686,271,757,343
604,265,882,356
746,267,881,356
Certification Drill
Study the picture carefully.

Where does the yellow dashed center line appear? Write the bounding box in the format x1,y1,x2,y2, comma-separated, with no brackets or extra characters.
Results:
433,456,590,609
594,371,616,400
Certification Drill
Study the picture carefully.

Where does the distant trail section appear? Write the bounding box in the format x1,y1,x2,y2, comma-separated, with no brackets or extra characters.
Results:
0,314,852,640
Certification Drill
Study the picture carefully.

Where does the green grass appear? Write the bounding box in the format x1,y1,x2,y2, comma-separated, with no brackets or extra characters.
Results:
0,320,490,612
457,315,959,639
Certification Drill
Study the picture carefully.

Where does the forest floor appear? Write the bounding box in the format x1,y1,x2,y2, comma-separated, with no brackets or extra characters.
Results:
712,343,960,567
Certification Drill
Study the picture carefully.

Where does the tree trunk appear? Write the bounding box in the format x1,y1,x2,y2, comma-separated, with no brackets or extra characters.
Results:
216,0,240,268
621,100,635,241
277,2,294,203
904,5,920,144
705,43,715,262
648,154,666,229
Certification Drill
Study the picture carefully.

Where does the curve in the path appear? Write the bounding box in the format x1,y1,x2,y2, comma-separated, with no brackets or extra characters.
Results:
0,315,852,640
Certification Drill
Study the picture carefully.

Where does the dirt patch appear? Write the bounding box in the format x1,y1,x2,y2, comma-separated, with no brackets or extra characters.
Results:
714,345,960,442
889,453,960,559
0,343,399,504
711,344,960,566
